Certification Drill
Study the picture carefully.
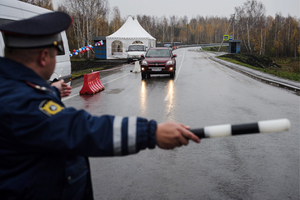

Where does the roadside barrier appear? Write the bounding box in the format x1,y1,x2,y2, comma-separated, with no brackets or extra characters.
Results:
79,71,105,95
132,61,141,73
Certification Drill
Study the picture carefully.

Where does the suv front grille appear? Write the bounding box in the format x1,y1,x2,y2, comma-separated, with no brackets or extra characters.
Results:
149,62,165,66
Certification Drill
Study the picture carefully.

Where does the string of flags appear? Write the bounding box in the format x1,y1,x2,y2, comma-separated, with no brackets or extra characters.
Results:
70,45,93,56
70,40,104,57
95,40,104,46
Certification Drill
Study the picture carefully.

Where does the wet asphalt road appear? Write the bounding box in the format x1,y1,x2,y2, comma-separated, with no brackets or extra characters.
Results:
63,47,299,200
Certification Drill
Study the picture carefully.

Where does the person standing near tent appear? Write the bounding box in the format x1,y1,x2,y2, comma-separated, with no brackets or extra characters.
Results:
0,12,200,200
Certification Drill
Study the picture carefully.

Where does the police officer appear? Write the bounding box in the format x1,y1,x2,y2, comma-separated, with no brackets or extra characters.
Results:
0,12,200,200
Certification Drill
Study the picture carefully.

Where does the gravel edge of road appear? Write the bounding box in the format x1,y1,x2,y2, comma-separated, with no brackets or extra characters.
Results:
209,56,300,95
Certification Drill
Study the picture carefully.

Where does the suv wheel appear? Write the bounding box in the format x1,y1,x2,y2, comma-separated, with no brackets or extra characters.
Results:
170,72,175,79
147,73,151,78
141,72,146,79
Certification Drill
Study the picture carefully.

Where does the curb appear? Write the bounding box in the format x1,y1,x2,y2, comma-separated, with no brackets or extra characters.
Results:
209,56,300,94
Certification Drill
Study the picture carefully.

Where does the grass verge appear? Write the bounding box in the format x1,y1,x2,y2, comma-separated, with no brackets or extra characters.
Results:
72,65,110,79
202,46,299,82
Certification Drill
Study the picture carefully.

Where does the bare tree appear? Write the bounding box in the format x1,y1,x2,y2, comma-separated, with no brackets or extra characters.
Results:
235,0,266,53
61,0,108,58
169,15,178,46
161,16,169,44
110,6,122,32
19,0,54,10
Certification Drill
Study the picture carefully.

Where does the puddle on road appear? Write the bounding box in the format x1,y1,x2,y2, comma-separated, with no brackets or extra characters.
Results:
106,88,125,94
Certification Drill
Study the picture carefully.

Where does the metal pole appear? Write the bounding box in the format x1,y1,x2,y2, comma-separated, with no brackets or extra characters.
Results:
218,14,235,52
233,20,235,39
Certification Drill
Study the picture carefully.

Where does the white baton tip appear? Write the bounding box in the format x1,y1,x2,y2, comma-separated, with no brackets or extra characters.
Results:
204,124,231,138
258,119,291,133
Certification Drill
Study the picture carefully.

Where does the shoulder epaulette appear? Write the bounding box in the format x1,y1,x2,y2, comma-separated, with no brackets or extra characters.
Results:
26,81,51,92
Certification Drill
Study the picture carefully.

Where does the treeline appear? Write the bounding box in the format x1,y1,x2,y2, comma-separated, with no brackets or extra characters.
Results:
19,0,300,58
234,0,299,57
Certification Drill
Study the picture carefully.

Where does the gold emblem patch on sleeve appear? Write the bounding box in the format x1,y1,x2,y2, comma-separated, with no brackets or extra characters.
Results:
39,100,64,117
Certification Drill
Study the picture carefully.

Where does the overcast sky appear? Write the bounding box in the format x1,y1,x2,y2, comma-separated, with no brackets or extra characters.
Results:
53,0,299,20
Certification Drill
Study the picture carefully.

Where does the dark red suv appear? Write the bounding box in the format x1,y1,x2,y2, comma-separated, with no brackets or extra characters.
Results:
140,47,177,79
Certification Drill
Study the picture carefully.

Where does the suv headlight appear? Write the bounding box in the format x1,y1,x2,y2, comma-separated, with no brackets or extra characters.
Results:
166,60,173,65
142,60,148,65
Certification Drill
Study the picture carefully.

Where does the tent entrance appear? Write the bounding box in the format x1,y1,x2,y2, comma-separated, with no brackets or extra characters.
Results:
111,40,123,55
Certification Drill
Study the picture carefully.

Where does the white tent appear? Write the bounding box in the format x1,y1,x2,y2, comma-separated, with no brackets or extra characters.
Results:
106,16,156,59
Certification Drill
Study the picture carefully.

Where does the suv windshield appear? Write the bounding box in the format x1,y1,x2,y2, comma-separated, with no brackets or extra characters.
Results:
146,49,170,57
128,45,145,51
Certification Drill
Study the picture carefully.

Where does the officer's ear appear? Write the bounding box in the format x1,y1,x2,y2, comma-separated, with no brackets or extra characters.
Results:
38,49,51,68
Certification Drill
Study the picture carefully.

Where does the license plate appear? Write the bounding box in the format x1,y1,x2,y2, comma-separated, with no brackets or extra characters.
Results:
152,68,162,71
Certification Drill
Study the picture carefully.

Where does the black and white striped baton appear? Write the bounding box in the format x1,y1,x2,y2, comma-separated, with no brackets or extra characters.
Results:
190,119,290,139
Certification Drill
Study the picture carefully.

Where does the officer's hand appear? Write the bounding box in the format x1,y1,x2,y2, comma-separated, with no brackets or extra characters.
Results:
156,122,200,149
51,80,72,97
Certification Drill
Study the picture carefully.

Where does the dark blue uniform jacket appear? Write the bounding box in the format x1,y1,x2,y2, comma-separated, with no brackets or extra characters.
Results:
0,57,157,200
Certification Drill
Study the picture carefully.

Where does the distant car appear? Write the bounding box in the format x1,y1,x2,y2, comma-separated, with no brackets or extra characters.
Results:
140,47,177,79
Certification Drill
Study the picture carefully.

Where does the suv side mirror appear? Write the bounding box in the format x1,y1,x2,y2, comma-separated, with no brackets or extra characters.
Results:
173,54,177,58
141,55,145,58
